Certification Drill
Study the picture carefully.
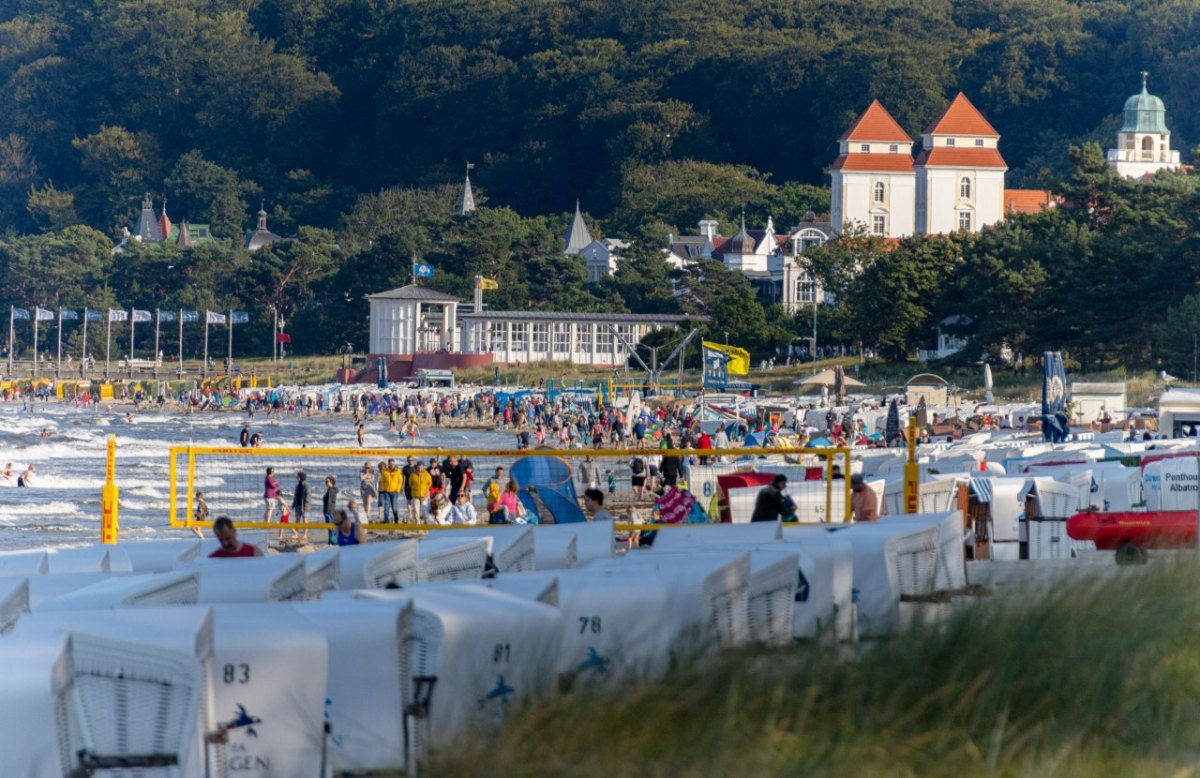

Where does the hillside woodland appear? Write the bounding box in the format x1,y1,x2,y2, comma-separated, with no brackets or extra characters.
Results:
0,0,1197,368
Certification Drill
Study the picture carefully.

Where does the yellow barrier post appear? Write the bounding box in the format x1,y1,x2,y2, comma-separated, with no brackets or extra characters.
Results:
101,434,119,543
904,416,920,513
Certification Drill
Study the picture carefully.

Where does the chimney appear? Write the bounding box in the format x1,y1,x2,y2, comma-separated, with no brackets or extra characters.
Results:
698,219,718,240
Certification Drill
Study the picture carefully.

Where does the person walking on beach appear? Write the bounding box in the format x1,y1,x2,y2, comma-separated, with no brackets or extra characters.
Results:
356,423,366,448
408,462,433,523
210,517,263,558
239,425,250,447
402,455,418,521
630,455,648,501
750,475,788,522
288,471,310,540
578,456,601,491
195,491,209,523
449,490,478,525
359,462,378,520
262,467,283,522
378,458,402,522
322,476,339,526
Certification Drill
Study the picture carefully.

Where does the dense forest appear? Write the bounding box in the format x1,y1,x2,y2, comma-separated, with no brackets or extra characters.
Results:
0,0,1198,368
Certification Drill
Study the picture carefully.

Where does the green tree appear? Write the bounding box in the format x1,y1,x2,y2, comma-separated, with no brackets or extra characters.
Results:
164,150,249,240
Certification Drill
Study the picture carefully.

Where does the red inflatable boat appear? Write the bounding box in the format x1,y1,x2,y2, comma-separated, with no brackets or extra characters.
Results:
1066,509,1197,551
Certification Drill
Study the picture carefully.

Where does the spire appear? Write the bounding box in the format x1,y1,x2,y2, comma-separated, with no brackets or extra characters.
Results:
563,200,593,255
458,162,476,216
247,200,282,252
177,220,193,248
156,197,172,243
1141,70,1149,93
134,193,159,242
257,200,267,231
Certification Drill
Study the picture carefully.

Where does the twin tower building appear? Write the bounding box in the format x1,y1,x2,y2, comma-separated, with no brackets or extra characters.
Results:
831,76,1178,238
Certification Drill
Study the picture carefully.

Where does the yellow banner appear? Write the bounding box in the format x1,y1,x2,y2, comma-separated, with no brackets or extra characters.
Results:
702,341,751,375
479,278,499,290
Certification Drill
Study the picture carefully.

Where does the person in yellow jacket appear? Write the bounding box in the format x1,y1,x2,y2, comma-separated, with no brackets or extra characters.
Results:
407,461,434,522
378,458,404,523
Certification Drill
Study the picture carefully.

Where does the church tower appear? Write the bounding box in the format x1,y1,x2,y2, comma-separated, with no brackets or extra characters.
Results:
914,93,1006,234
1107,72,1180,178
829,100,915,238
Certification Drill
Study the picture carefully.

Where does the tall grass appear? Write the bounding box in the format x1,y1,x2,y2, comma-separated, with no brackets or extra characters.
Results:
434,564,1200,777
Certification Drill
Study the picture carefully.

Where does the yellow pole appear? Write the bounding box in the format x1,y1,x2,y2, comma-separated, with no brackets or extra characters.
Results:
903,416,920,514
100,434,119,543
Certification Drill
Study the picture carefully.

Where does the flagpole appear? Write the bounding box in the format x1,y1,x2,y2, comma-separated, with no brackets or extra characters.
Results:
7,306,13,376
178,309,183,378
203,314,209,379
82,309,88,377
56,308,62,379
154,310,161,370
105,313,111,380
128,308,135,378
31,307,38,378
227,309,233,375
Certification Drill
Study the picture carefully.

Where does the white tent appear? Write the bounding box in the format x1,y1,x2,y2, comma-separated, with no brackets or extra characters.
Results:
44,545,132,574
305,547,341,598
291,599,415,774
2,572,129,610
448,569,672,682
39,570,200,611
585,552,751,654
0,633,74,776
0,550,48,575
780,526,855,641
0,576,28,633
193,556,308,603
535,520,614,567
354,587,563,754
116,539,202,572
209,604,330,778
336,539,420,589
12,609,215,777
878,512,967,591
416,537,491,582
451,526,536,572
884,477,960,517
828,515,949,637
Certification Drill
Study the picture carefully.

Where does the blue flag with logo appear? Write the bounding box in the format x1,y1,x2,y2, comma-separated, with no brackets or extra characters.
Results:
84,308,102,322
231,311,250,324
11,307,28,320
181,310,199,324
157,310,176,323
1041,351,1068,442
703,344,729,390
59,309,79,321
414,263,434,279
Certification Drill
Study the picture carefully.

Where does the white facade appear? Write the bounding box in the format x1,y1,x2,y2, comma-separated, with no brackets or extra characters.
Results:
916,165,1005,235
366,286,459,355
459,313,693,366
832,166,916,238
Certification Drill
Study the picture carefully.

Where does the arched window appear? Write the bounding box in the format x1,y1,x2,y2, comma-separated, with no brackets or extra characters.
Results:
959,177,971,199
1142,136,1154,151
873,181,885,203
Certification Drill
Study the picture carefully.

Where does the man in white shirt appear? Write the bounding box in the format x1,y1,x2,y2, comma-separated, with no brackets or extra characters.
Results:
583,488,613,522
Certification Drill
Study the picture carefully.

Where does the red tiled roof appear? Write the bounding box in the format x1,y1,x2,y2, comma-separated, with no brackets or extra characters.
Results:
1004,189,1056,214
829,154,915,172
839,100,912,143
923,93,998,137
913,147,1007,169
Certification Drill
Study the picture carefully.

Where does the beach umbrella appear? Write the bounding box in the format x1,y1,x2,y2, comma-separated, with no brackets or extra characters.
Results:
795,369,865,389
916,396,929,430
886,398,900,444
984,363,994,405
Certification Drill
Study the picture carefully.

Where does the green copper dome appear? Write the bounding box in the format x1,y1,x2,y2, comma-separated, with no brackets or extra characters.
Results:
1122,72,1169,134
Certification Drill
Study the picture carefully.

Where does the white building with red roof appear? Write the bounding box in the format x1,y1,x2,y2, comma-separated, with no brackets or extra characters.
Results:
914,93,1007,234
829,100,916,238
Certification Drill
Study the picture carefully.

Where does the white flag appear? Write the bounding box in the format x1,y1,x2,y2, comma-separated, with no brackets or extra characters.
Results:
109,309,128,322
131,309,152,323
206,311,226,324
34,307,54,321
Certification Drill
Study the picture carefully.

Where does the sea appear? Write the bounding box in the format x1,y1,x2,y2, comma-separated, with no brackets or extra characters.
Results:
0,403,512,552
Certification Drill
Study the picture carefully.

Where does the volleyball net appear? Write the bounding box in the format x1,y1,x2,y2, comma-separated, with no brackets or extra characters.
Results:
167,445,852,532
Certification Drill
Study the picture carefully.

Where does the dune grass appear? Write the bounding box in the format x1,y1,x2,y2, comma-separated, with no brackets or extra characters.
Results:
434,564,1200,777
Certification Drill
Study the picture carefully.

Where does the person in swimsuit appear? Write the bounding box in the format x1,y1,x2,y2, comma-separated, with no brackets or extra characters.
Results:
332,509,365,546
16,465,33,487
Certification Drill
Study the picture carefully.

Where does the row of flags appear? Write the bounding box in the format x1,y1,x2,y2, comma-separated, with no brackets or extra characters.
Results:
10,308,249,325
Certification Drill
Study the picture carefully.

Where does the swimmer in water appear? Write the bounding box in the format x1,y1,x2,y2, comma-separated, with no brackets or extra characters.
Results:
1,463,11,482
17,464,33,487
125,413,134,423
39,428,51,438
